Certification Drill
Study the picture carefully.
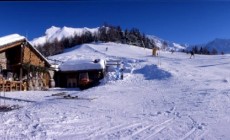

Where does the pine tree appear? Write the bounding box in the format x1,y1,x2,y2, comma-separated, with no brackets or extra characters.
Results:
211,48,218,55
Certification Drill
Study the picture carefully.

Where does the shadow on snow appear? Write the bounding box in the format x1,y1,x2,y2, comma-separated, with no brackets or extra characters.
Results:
0,96,35,103
197,62,230,68
133,64,172,80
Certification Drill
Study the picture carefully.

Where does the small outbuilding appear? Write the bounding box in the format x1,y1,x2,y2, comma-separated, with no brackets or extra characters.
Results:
54,59,106,89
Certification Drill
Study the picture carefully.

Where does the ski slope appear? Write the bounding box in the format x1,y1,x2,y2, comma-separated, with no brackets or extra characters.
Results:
0,42,230,139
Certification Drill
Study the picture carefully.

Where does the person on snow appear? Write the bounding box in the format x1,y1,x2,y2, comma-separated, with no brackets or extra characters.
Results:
190,51,195,59
119,62,125,80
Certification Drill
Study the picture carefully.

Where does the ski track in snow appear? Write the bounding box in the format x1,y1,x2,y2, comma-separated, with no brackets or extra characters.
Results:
0,42,230,139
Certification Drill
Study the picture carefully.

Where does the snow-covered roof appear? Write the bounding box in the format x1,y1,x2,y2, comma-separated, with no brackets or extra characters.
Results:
0,34,25,47
0,34,50,67
59,59,106,72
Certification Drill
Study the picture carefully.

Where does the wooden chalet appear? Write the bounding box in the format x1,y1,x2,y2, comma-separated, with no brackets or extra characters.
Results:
0,34,51,91
54,59,106,89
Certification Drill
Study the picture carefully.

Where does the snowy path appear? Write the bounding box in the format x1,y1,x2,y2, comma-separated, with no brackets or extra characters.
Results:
0,42,230,139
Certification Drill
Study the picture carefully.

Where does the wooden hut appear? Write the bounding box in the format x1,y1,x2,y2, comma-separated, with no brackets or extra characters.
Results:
54,59,106,89
0,34,51,91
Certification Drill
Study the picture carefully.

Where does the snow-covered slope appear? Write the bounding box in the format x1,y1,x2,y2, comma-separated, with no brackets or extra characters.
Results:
30,26,99,46
0,42,230,139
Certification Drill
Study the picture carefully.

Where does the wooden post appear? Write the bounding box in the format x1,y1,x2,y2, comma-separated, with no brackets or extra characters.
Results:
20,43,24,91
48,70,55,88
19,68,22,91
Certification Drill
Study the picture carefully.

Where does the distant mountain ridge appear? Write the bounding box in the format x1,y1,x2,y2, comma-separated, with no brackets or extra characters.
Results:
30,25,187,57
205,38,230,54
31,26,99,47
187,38,230,55
147,35,187,51
30,26,230,56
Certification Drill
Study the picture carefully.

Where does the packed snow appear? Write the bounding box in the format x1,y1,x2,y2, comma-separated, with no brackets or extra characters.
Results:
0,42,230,140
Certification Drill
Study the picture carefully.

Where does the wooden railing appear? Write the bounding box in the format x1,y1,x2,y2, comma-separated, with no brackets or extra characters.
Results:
0,77,24,92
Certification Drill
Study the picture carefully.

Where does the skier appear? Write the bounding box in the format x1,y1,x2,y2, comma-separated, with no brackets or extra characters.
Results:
120,68,124,80
190,51,195,59
119,62,124,80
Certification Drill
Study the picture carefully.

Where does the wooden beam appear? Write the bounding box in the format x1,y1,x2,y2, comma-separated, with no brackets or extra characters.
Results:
20,44,23,81
0,42,22,53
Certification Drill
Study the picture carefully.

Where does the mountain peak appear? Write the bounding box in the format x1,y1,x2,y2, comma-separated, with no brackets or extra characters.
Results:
31,26,100,46
45,26,61,36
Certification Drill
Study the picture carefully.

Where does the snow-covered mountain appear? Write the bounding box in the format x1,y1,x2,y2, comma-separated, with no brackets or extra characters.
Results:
30,26,187,52
204,38,230,54
30,26,99,47
186,38,230,54
30,26,230,55
146,35,163,47
147,35,187,51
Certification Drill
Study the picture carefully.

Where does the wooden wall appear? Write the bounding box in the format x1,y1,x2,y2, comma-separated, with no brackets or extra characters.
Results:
23,45,45,67
0,52,7,69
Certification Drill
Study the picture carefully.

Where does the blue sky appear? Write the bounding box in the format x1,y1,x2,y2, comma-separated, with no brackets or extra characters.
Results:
0,1,230,45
